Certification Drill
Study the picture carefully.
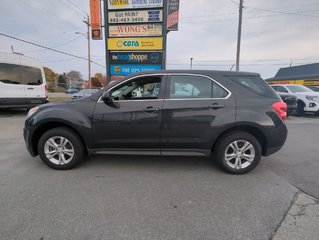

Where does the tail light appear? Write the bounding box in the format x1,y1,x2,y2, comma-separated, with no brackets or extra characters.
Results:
272,101,287,121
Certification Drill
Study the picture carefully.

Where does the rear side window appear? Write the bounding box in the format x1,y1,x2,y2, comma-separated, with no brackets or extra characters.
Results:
0,63,43,85
227,75,278,98
169,75,228,99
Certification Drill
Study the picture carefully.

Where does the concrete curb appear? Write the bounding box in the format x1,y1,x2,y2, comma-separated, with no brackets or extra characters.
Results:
272,191,319,240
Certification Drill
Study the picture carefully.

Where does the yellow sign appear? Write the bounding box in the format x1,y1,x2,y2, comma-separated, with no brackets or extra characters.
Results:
109,0,129,7
108,37,163,50
267,79,319,86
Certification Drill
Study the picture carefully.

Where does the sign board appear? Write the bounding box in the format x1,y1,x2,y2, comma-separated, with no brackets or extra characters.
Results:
108,0,163,10
90,0,102,39
111,75,125,81
167,0,179,31
108,37,163,50
109,24,162,37
109,51,162,64
110,64,162,76
108,10,163,24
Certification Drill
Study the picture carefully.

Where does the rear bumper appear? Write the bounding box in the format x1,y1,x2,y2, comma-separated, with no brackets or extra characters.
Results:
263,122,288,156
0,98,48,109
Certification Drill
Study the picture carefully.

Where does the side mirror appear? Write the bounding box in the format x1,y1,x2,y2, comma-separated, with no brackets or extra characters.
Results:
101,91,113,103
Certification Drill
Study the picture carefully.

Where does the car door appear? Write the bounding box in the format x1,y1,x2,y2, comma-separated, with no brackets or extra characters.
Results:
160,74,235,156
92,74,166,154
23,66,45,98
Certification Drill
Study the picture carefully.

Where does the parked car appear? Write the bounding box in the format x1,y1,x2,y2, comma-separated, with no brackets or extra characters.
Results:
270,84,319,115
0,52,48,109
306,86,319,92
71,89,99,99
24,70,288,174
65,88,78,94
276,92,297,116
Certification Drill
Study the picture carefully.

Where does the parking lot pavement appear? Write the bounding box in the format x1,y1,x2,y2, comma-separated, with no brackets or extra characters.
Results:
0,111,318,240
263,115,319,199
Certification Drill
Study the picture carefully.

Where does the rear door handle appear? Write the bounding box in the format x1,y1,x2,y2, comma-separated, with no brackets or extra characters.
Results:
143,106,159,113
210,103,224,110
27,87,34,90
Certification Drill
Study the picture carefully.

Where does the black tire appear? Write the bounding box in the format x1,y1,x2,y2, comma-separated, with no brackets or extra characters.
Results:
38,127,84,170
214,131,261,174
296,102,304,116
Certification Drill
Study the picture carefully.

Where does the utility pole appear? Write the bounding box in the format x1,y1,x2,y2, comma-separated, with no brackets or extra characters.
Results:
236,0,244,71
190,58,193,70
83,15,91,89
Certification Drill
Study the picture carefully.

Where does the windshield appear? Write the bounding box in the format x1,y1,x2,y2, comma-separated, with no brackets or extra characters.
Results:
286,85,313,93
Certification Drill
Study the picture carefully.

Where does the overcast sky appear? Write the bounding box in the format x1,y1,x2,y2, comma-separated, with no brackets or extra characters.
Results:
1,0,319,79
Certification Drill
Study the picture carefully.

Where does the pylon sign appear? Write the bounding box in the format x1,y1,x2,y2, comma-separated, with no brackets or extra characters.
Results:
90,0,102,40
105,0,169,81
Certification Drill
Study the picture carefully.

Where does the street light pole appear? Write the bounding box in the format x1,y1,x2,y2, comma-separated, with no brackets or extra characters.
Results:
190,57,193,70
83,15,91,89
236,0,244,72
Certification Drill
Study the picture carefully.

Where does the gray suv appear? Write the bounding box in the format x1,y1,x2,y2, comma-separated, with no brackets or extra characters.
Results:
24,70,288,174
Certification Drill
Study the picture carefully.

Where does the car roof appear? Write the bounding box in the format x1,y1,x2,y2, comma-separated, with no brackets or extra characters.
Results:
128,70,260,76
110,70,261,86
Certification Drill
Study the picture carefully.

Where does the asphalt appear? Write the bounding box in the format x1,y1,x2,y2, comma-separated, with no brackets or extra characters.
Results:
0,110,318,240
263,115,319,199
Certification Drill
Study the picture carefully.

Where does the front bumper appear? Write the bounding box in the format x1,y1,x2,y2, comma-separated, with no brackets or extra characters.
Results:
304,101,319,112
23,124,37,157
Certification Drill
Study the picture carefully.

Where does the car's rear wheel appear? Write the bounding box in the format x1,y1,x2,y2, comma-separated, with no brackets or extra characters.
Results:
38,127,84,170
214,131,261,174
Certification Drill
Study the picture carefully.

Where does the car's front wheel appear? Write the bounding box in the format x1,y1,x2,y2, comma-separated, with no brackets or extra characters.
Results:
214,131,261,174
295,102,304,116
38,127,84,170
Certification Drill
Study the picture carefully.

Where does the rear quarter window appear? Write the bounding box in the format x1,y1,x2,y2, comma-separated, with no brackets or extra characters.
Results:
227,75,278,98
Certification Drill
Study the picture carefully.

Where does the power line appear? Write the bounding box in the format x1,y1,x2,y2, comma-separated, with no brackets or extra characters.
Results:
20,0,82,28
166,57,319,63
246,6,319,18
25,36,83,53
182,3,319,23
0,32,105,68
42,57,78,63
63,0,88,16
58,0,87,18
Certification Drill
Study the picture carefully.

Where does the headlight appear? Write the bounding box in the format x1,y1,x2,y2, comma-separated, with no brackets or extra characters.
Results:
27,106,39,119
305,95,318,101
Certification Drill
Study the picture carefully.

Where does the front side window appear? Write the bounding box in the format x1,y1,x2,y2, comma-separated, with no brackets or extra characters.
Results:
0,63,43,85
111,76,161,100
169,75,228,99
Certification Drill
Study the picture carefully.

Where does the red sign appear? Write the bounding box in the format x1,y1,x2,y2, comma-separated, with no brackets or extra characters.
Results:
90,0,102,40
167,0,179,31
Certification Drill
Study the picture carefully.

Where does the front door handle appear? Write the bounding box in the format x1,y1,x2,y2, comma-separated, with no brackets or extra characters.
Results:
210,103,224,110
143,106,159,113
27,87,34,90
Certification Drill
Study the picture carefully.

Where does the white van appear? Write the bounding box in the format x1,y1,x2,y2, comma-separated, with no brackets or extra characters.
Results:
0,52,48,109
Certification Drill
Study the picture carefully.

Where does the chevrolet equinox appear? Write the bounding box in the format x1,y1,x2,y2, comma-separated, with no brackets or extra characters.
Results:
24,71,288,174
